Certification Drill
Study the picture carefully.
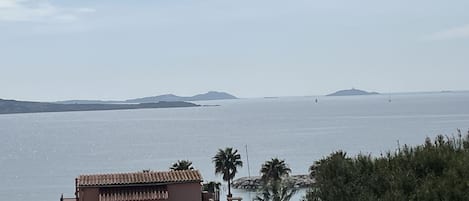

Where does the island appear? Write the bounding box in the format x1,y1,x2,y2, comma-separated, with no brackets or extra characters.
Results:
126,91,237,103
0,99,199,115
326,88,379,96
57,91,238,104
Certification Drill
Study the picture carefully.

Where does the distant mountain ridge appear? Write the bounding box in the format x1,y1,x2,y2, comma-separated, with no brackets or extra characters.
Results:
57,91,238,104
327,89,379,96
0,99,198,115
56,100,122,104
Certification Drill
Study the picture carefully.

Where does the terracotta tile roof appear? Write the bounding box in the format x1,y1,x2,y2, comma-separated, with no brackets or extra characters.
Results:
78,170,202,187
99,187,168,201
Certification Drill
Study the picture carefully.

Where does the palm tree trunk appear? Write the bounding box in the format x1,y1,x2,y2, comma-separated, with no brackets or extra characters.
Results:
228,179,232,198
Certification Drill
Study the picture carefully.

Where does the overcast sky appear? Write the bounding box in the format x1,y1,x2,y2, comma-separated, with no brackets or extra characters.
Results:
1,0,469,101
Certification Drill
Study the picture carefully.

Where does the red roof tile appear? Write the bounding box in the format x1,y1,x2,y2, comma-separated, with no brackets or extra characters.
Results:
78,170,202,187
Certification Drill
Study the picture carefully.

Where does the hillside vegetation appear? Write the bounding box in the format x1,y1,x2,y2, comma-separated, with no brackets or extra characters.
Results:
305,129,469,201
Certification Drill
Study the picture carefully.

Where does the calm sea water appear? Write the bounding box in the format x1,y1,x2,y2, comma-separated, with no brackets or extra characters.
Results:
1,92,469,201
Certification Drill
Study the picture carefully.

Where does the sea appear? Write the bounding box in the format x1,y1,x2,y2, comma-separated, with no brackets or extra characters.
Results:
1,92,469,201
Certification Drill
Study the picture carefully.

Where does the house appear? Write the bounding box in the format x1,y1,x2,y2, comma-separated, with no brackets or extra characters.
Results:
61,170,207,201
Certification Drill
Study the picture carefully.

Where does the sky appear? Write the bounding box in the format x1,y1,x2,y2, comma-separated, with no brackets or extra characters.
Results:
1,0,469,101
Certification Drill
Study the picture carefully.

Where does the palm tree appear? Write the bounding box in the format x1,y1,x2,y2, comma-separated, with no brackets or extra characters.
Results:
212,147,243,197
170,160,194,171
260,158,291,182
255,180,298,201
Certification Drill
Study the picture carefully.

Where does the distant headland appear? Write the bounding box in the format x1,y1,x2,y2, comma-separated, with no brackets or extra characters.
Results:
57,91,238,104
0,91,237,115
0,99,199,115
326,88,379,96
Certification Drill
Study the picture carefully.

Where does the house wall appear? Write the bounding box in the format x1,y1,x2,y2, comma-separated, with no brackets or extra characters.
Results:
167,182,202,201
78,187,99,201
78,182,201,201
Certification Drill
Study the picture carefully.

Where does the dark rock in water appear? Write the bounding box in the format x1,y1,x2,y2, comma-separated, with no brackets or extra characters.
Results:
326,88,379,96
232,175,314,189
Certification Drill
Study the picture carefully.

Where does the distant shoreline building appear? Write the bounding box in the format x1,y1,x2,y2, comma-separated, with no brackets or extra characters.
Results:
61,170,218,201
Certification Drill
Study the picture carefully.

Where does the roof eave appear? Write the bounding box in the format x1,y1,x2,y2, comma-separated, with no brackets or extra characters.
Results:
78,180,203,188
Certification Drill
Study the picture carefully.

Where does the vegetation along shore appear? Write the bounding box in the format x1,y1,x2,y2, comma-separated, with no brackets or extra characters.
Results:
170,129,469,201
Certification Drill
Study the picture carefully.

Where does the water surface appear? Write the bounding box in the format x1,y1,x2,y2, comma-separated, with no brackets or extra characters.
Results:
1,92,468,201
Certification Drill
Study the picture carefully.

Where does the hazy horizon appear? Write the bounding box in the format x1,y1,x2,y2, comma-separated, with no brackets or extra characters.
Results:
3,89,469,103
2,0,469,101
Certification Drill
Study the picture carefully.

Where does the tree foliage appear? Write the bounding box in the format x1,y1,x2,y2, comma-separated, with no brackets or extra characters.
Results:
305,130,469,201
170,160,194,171
260,158,292,182
203,181,221,193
